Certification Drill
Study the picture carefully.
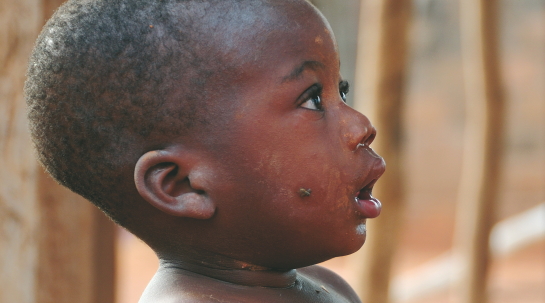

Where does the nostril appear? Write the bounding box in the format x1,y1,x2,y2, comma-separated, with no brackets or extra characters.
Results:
365,131,376,146
354,128,376,151
359,126,376,147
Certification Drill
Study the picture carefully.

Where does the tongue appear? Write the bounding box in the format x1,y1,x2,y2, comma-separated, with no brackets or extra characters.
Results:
356,191,382,218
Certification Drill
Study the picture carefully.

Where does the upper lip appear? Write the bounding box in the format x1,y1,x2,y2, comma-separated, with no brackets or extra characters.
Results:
361,178,378,191
356,143,382,159
355,158,386,197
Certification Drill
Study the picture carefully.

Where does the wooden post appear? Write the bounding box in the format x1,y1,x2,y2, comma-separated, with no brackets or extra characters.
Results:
454,0,504,302
1,1,45,302
351,1,411,302
0,0,115,302
35,170,116,303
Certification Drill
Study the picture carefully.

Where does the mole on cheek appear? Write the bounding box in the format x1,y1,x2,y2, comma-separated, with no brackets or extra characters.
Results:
299,188,312,197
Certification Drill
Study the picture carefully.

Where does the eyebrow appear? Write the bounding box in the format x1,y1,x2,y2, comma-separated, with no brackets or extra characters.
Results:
281,60,325,83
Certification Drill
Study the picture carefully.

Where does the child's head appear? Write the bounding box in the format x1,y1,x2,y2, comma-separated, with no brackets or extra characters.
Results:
26,0,384,269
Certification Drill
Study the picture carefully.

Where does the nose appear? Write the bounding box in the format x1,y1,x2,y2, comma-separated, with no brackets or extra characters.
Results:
344,107,376,151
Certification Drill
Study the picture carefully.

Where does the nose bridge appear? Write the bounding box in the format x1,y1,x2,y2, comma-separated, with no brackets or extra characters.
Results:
341,105,375,150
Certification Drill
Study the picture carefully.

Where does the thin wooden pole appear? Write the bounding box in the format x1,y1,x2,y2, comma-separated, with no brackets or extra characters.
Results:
351,1,411,302
35,168,116,303
454,0,504,302
0,0,116,302
36,170,98,303
0,1,46,302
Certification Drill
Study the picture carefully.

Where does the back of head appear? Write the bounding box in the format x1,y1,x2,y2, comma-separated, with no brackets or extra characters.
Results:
25,0,278,225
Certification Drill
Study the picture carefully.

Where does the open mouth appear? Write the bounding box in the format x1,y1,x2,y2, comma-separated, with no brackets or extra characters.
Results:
354,179,381,218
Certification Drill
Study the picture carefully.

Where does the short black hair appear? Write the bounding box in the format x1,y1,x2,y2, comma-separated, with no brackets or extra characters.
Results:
25,0,260,224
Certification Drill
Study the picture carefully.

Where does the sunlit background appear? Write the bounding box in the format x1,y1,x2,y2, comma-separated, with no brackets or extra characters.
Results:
117,1,544,302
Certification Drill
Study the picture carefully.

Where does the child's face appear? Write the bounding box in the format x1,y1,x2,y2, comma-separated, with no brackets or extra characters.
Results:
185,2,385,269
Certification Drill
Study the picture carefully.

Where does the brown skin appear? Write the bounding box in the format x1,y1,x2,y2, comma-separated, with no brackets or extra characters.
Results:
132,1,385,302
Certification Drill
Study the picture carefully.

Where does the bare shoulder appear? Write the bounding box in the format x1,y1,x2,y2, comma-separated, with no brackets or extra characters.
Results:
298,265,362,303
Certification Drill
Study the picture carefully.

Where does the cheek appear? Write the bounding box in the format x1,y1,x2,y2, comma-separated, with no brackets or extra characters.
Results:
273,153,350,213
298,143,355,193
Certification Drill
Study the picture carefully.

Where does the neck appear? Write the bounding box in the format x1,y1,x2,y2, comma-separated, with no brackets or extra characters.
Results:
157,250,297,288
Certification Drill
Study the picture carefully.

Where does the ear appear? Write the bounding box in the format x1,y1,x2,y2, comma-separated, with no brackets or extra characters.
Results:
134,148,215,220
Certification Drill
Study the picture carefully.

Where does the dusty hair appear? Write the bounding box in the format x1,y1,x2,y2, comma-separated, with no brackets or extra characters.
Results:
25,0,238,223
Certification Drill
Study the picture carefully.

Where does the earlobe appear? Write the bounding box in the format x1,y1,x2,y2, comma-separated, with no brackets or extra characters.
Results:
134,149,216,220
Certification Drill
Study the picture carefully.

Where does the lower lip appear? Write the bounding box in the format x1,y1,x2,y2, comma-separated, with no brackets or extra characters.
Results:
355,196,382,218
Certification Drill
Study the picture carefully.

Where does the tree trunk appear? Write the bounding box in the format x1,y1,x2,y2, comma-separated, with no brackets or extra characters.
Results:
351,1,411,302
454,0,504,302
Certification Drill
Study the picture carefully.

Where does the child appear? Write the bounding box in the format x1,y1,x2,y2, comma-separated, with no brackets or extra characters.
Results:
25,0,385,302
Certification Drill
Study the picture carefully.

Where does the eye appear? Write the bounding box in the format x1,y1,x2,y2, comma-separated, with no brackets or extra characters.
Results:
300,84,323,111
339,80,350,103
301,95,322,111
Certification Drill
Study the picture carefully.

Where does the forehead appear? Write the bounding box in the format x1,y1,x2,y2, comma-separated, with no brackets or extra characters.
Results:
210,0,339,72
176,0,340,141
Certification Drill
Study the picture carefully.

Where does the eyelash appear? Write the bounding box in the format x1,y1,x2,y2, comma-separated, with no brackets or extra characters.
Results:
304,84,323,111
300,80,350,111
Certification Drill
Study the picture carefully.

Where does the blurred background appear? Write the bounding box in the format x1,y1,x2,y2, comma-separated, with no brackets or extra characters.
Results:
1,0,543,303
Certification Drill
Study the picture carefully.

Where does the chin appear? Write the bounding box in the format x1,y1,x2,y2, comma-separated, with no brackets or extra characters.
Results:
346,235,367,255
356,222,367,238
335,224,368,256
263,224,369,269
271,242,366,270
316,229,368,264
